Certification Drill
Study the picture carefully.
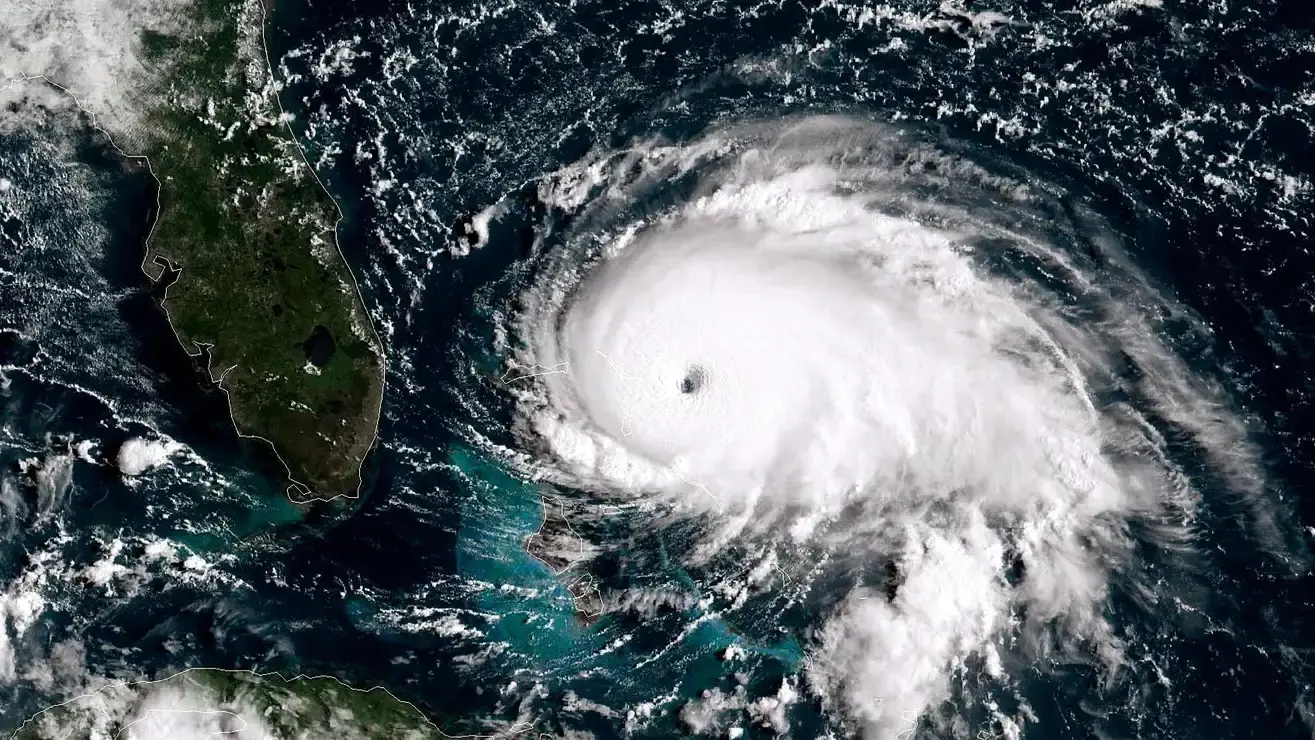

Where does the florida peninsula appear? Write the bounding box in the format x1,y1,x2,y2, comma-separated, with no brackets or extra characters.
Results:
6,0,386,499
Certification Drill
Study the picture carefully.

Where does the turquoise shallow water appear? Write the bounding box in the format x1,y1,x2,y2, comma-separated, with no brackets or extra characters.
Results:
452,446,597,656
2,0,1313,737
451,434,812,726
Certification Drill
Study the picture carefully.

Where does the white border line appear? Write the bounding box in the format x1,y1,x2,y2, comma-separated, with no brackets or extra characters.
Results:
591,350,725,510
114,709,247,740
523,493,589,578
523,493,604,620
8,667,534,739
0,0,387,504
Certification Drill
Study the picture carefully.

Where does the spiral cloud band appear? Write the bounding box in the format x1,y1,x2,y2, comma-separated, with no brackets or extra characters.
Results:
503,118,1261,735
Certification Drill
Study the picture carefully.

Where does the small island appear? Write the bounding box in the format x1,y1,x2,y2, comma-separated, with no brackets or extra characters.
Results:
525,494,604,623
11,669,453,739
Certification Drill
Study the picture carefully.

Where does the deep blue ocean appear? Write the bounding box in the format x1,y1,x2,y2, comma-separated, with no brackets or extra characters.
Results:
2,0,1315,737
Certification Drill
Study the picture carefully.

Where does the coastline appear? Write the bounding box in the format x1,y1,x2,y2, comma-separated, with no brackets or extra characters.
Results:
0,0,391,501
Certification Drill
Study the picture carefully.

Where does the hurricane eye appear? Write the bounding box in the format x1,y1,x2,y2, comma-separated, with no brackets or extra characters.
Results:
679,365,707,395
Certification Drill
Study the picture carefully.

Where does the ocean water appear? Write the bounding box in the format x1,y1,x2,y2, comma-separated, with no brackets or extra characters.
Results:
0,0,1313,738
264,0,1315,736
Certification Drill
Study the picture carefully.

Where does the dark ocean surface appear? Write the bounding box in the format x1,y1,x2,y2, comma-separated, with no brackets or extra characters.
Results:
269,0,1315,736
1,0,1314,738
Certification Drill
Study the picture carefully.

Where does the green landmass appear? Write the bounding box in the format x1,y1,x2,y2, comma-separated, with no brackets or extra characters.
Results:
124,0,384,498
10,669,453,740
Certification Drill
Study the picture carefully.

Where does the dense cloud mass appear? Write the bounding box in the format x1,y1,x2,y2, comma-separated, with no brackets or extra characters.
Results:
3,0,1310,733
0,0,187,132
507,117,1264,735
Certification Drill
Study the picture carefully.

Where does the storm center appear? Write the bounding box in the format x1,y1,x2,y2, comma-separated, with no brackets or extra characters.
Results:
679,365,707,395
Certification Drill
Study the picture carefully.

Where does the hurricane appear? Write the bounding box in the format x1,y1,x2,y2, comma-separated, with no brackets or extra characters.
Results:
3,0,1312,737
474,116,1271,736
